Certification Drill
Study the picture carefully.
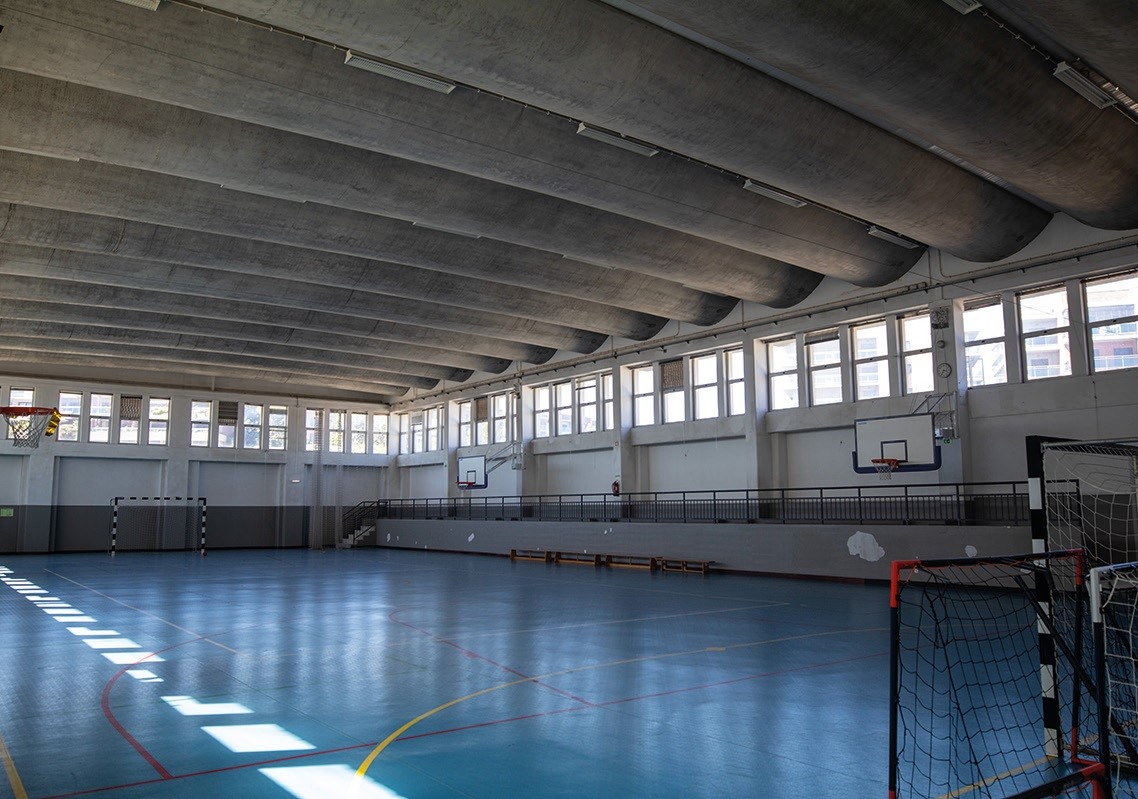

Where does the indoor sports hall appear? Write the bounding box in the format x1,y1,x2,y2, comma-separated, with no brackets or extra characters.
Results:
2,1,1138,797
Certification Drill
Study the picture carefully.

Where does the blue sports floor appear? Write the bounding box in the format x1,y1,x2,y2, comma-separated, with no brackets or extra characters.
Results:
1,549,896,798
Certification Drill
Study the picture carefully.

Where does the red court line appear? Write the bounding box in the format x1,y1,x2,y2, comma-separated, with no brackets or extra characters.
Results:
389,609,596,707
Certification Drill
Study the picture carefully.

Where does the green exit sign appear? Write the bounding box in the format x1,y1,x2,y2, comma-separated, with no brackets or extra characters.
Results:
0,508,13,517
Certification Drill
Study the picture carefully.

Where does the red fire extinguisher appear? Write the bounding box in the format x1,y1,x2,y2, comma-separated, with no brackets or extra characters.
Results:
611,479,621,497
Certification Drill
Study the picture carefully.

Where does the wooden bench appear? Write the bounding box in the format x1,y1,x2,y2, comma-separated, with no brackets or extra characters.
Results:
603,554,661,571
659,558,713,574
554,551,604,567
510,548,553,563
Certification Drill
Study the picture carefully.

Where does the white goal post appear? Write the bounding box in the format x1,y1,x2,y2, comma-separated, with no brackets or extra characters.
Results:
109,496,207,555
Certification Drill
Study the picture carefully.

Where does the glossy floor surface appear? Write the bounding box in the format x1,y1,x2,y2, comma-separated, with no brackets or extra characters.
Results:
1,549,896,798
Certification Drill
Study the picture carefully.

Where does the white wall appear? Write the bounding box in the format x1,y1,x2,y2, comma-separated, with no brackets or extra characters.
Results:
56,456,163,505
198,461,283,506
543,448,617,495
641,437,750,493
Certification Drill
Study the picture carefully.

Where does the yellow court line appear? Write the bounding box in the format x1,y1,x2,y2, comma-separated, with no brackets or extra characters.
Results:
0,725,29,799
354,625,885,784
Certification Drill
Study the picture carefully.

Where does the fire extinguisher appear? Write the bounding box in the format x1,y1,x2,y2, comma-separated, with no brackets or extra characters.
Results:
611,479,621,497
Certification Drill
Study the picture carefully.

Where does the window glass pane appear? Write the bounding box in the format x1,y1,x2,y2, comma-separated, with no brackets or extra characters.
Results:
243,404,262,426
535,410,550,438
853,322,888,359
1086,274,1138,323
244,426,262,449
965,342,1008,386
810,366,842,405
1091,325,1138,372
269,406,287,427
148,421,168,446
59,392,83,415
692,354,717,385
150,398,170,419
534,386,549,411
662,390,685,423
1020,287,1069,334
92,393,114,417
634,394,654,426
904,352,935,394
726,348,744,380
217,422,236,448
9,388,33,407
192,401,211,422
768,339,797,372
556,407,573,435
579,404,597,433
727,381,745,416
555,382,572,407
370,412,386,454
269,428,287,450
963,303,1004,343
808,338,841,367
1024,332,1071,379
694,385,718,419
902,314,932,351
769,374,799,410
119,419,140,445
855,361,891,399
633,367,654,394
90,418,111,443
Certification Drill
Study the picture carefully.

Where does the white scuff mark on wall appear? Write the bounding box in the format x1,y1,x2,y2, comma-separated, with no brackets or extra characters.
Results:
467,533,475,542
847,531,885,562
965,545,978,557
386,533,391,542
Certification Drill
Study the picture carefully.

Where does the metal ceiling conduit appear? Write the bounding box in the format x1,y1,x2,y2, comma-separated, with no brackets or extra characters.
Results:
0,205,669,342
0,153,736,327
205,0,1051,262
0,0,922,286
985,0,1138,101
0,246,608,356
0,297,515,375
0,69,822,308
612,0,1138,231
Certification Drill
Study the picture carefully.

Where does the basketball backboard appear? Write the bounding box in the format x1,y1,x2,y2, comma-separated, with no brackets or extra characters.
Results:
852,413,941,474
456,454,487,489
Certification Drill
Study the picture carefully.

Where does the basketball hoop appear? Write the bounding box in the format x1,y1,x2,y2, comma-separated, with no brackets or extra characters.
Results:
0,406,61,448
871,458,903,480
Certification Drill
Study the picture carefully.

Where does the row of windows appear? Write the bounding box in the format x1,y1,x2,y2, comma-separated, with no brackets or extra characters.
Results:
631,349,744,425
535,373,613,437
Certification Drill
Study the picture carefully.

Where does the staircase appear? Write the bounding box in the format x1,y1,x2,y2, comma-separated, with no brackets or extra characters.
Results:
339,500,382,549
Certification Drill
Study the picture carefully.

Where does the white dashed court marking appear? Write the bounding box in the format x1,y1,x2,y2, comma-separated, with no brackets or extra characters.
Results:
83,638,141,650
260,764,409,799
67,628,120,636
102,652,164,664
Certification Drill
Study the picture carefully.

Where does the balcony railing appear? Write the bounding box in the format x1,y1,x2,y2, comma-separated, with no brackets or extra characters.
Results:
350,482,1029,528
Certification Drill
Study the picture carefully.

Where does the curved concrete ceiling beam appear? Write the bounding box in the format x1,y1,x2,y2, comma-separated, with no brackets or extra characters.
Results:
0,299,513,375
0,154,734,326
985,0,1138,100
0,283,553,368
206,0,1050,262
0,205,667,342
0,0,921,286
0,320,454,388
616,0,1138,230
0,250,605,356
0,343,413,400
0,69,821,306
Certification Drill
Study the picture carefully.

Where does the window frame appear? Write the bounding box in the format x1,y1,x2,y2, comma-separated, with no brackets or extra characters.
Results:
56,391,82,443
190,400,212,447
1084,272,1138,375
147,398,170,446
806,330,843,406
962,298,1008,387
766,337,800,411
851,320,891,400
900,312,934,395
1018,284,1072,382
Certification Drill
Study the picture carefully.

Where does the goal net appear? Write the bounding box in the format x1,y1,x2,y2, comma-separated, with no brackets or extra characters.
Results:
110,497,206,554
889,551,1108,799
1090,563,1138,798
1042,439,1138,798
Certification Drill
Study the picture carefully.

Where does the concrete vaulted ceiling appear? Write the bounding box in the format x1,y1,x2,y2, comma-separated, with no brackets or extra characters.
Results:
0,0,1134,402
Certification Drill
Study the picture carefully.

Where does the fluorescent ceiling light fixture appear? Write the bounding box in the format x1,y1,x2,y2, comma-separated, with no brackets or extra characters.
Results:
576,123,660,157
112,0,161,8
1054,61,1117,109
867,225,921,249
411,221,482,239
742,179,808,208
938,0,981,13
202,724,315,753
344,51,455,94
261,764,410,799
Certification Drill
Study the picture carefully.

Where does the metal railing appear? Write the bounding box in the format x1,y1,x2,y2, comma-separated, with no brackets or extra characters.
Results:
351,482,1030,528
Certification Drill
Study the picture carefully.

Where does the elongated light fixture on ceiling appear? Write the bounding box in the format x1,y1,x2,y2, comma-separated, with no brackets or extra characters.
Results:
938,0,981,13
112,0,161,9
1053,61,1118,109
344,51,456,94
576,123,659,157
742,179,807,208
867,225,921,249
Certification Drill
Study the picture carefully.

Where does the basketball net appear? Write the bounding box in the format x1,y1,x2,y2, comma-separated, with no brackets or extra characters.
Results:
0,407,61,448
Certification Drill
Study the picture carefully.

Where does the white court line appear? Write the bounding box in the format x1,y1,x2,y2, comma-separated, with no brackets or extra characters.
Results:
45,569,238,654
261,764,408,799
67,627,120,636
83,638,140,650
53,616,96,622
